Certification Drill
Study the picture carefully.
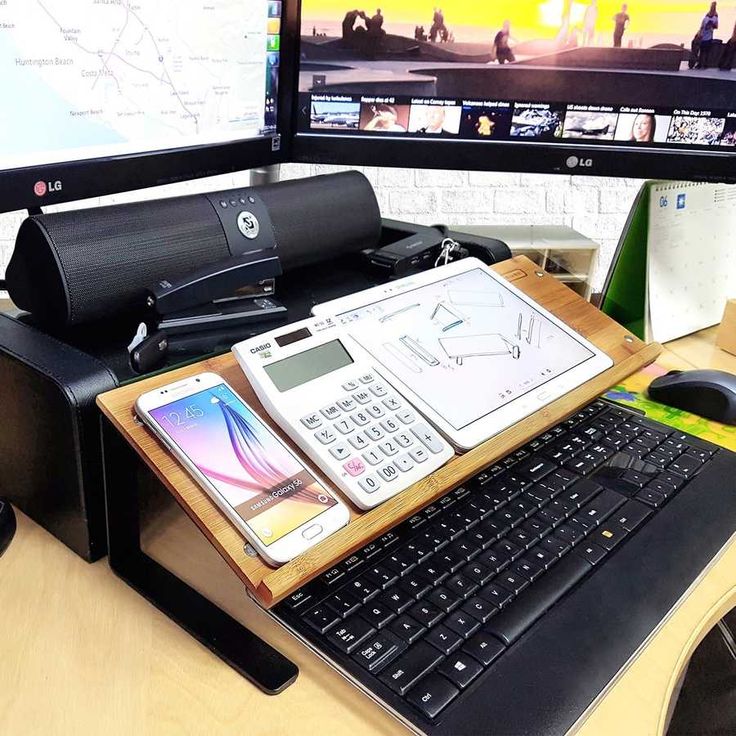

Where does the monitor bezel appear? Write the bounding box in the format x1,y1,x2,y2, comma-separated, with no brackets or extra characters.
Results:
0,0,300,214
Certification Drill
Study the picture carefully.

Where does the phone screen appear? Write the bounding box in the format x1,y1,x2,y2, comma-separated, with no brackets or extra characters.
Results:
148,382,338,546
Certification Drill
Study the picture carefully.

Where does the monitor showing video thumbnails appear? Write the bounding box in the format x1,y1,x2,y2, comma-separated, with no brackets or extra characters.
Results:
295,0,736,178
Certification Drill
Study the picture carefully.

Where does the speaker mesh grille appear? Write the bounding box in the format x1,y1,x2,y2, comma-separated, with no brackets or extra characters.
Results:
35,196,230,324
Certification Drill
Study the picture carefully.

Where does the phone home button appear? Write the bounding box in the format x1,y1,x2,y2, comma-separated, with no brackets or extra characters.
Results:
302,524,323,540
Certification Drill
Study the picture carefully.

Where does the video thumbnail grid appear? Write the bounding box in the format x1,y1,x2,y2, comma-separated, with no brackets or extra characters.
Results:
303,93,736,148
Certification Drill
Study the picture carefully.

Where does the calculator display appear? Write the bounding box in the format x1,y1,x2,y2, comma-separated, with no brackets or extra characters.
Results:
264,339,353,392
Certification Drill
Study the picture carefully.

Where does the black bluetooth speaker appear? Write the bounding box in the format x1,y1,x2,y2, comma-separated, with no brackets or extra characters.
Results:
6,171,381,327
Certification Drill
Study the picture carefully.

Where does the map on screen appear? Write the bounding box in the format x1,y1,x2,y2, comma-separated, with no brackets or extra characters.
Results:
0,0,280,170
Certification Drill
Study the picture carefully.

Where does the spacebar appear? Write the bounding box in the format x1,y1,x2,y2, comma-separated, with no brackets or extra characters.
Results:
485,554,592,645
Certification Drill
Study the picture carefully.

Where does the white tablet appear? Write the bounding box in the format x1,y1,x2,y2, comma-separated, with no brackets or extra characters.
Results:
311,258,613,450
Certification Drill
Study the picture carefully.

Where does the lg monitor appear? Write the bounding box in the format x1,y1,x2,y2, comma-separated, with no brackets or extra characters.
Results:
0,0,296,213
293,0,736,182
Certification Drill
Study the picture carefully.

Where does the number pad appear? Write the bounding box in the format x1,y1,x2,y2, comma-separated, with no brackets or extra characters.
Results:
301,374,451,502
352,410,371,426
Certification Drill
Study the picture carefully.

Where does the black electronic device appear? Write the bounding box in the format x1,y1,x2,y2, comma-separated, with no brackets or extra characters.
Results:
0,0,297,213
6,171,381,328
365,220,513,277
0,499,16,558
649,369,736,425
294,4,736,182
275,399,736,734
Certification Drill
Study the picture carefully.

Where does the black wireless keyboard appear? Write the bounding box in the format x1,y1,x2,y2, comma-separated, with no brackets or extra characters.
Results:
274,399,736,735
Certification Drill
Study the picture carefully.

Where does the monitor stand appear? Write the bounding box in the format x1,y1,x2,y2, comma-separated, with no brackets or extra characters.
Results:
250,164,281,186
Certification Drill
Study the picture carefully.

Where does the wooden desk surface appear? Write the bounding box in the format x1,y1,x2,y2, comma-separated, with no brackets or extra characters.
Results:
2,327,735,736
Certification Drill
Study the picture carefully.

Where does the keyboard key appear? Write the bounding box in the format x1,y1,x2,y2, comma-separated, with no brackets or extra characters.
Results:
397,409,416,425
411,423,446,454
330,443,351,461
407,673,459,719
352,632,403,673
351,410,371,427
669,454,703,478
575,542,607,565
445,610,481,639
324,591,362,618
445,573,479,600
555,522,586,545
321,404,341,420
383,396,402,411
438,652,483,689
464,561,494,586
496,571,529,596
517,458,557,482
510,558,543,582
366,403,385,419
353,389,371,404
381,417,401,434
409,446,429,464
395,454,415,473
349,433,369,450
327,616,375,654
479,582,514,609
541,535,571,557
370,383,388,397
362,600,396,629
359,474,382,495
380,642,443,695
485,554,591,645
577,488,626,526
344,576,380,603
524,546,556,570
427,586,461,613
394,431,414,449
635,488,665,508
359,373,375,384
462,596,498,624
558,479,601,509
342,380,360,392
379,439,399,456
365,425,384,442
463,631,505,667
315,427,336,445
613,500,653,532
365,564,398,589
378,464,400,482
591,521,630,551
401,573,433,600
380,587,414,614
305,605,341,634
363,448,383,466
337,396,356,412
426,624,463,655
409,601,445,629
301,412,322,430
335,418,354,435
389,614,426,644
343,458,366,477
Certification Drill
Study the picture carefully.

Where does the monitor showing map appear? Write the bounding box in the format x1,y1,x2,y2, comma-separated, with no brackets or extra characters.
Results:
0,0,284,210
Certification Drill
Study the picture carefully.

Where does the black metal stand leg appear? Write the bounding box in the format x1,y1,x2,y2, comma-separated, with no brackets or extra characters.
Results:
101,418,298,695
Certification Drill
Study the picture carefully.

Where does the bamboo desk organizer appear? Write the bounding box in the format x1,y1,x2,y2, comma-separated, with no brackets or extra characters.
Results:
97,256,662,609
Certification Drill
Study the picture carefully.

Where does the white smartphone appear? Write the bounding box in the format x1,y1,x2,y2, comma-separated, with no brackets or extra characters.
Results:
135,372,350,566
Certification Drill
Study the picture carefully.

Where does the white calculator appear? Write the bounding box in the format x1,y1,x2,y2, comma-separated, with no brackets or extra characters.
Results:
232,318,454,510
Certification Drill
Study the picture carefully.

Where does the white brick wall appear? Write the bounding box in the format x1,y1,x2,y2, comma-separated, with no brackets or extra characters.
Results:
0,164,644,292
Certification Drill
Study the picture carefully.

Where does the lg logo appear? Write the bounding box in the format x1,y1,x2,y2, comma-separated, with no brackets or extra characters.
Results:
565,156,593,169
33,180,62,197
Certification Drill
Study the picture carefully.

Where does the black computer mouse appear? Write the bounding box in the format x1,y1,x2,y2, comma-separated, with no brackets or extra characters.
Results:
0,498,16,557
648,369,736,425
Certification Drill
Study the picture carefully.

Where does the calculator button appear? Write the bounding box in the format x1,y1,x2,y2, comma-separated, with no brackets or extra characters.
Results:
378,464,400,482
342,380,360,392
330,444,351,461
370,383,388,397
316,427,337,445
365,425,385,442
397,410,416,425
410,446,429,463
381,417,401,434
363,449,383,466
359,475,382,494
337,396,356,412
395,431,413,448
411,424,446,455
349,434,370,450
380,440,399,456
366,403,385,419
321,404,341,420
395,454,415,473
335,419,354,435
352,410,371,427
383,396,402,411
353,390,372,404
344,458,366,477
301,413,322,430
360,374,375,384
